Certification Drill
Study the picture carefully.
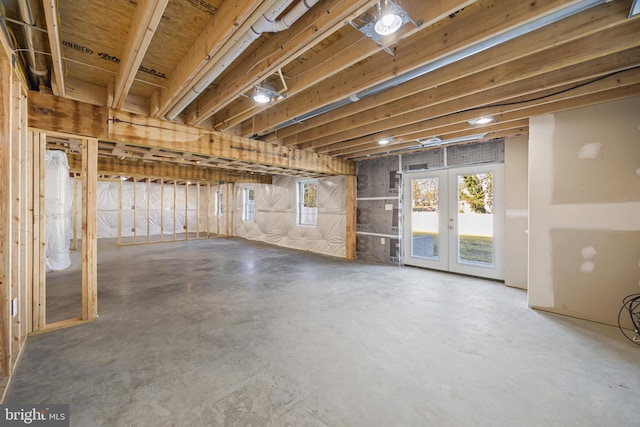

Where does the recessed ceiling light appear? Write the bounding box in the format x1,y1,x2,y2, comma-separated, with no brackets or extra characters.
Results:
374,1,403,36
253,88,272,104
468,116,495,126
421,137,442,146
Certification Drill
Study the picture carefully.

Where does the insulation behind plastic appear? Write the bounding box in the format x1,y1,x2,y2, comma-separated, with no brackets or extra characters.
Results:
234,176,347,258
45,151,73,272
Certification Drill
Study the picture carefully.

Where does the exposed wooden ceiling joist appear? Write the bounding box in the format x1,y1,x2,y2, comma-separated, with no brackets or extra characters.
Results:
210,0,478,131
152,0,275,118
276,0,635,146
245,0,596,137
112,0,170,109
42,0,65,97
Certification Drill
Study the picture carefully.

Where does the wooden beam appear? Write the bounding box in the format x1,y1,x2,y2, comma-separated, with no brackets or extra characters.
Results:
247,0,615,135
42,0,66,97
28,91,108,139
28,91,353,176
67,155,272,184
113,0,169,109
108,109,355,175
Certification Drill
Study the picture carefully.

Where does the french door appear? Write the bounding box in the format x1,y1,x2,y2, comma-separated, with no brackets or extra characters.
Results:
402,164,504,280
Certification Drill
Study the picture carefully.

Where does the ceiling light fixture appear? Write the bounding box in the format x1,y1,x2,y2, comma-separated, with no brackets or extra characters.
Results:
378,137,392,145
253,86,273,104
419,133,488,147
374,0,403,36
468,116,495,126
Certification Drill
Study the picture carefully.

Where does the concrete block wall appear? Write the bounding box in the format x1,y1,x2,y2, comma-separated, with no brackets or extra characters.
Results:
356,140,505,265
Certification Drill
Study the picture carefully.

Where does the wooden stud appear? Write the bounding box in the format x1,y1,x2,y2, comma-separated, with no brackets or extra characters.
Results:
146,178,151,243
206,183,211,238
345,176,357,260
32,131,46,332
133,177,138,244
117,178,123,246
160,179,164,242
10,78,23,364
81,138,98,322
72,176,79,250
0,56,11,376
196,182,200,239
25,132,33,334
173,180,177,242
18,86,28,345
184,182,189,241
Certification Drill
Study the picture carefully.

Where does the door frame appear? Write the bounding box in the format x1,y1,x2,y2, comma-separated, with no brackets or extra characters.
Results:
402,163,504,280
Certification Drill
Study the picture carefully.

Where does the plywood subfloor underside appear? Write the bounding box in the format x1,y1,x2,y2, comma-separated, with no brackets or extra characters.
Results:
7,239,640,425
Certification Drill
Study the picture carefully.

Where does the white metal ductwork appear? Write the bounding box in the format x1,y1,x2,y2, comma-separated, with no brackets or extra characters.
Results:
18,0,49,88
165,0,320,121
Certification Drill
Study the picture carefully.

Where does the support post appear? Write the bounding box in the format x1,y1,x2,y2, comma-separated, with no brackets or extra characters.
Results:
345,175,357,260
81,138,98,321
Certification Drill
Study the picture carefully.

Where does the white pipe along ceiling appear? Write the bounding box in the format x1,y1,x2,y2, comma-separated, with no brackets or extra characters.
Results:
165,0,321,121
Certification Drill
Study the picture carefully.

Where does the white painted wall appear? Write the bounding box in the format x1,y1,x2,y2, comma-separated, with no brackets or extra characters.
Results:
528,96,640,326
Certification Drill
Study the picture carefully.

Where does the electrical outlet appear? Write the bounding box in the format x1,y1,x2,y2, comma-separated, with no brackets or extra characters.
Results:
12,298,17,317
381,238,385,245
385,204,393,211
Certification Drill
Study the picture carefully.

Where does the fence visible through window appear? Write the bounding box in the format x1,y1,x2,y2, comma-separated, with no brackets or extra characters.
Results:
298,180,318,226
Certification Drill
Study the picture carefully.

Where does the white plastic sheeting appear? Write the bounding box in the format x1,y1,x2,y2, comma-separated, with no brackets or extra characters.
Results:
234,176,347,258
45,151,73,272
76,180,219,239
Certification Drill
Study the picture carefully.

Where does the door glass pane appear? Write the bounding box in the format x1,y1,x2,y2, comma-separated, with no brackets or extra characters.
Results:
457,172,494,267
411,177,439,259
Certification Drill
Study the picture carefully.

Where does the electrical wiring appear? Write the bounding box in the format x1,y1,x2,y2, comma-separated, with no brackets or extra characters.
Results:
618,293,640,345
0,3,30,91
453,65,640,119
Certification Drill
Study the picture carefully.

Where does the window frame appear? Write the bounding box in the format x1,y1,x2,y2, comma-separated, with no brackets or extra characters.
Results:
242,187,255,222
297,180,318,226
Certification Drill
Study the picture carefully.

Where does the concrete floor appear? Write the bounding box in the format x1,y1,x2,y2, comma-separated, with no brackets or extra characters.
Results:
6,238,639,426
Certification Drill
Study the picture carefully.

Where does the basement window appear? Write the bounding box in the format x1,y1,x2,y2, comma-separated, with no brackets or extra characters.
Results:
297,180,318,226
242,188,255,222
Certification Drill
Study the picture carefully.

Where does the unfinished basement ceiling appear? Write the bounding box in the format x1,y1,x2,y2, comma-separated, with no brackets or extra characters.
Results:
2,0,640,176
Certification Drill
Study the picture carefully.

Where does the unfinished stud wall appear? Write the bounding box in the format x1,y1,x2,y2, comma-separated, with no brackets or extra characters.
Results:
233,176,348,258
528,96,640,327
74,179,221,243
0,52,32,397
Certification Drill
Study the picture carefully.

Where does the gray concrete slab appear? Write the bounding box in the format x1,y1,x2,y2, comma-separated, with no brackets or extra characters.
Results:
6,238,640,426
